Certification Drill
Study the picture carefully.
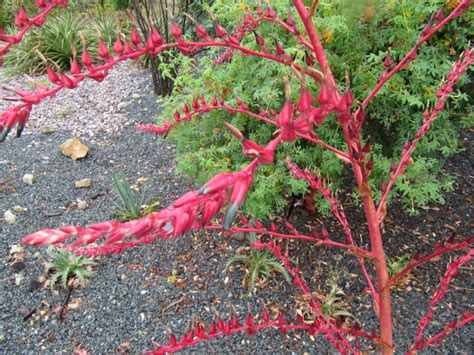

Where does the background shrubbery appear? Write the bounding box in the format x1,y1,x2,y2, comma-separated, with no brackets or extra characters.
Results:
161,0,473,218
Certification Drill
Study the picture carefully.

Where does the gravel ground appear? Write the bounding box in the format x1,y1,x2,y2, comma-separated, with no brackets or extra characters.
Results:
0,63,472,353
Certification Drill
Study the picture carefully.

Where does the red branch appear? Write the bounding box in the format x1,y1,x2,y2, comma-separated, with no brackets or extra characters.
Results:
376,48,474,216
361,0,472,108
411,249,473,350
149,310,376,354
0,1,66,63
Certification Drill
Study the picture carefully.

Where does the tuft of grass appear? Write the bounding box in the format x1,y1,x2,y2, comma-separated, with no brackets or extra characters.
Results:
226,232,290,295
111,172,160,221
45,247,96,290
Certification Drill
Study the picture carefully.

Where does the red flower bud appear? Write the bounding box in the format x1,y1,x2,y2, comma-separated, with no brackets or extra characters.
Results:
275,41,285,56
113,36,123,54
98,40,110,60
171,22,183,40
297,86,314,113
195,23,208,39
152,27,163,46
70,57,81,75
81,47,92,67
214,23,227,38
254,32,265,47
130,27,142,46
46,67,61,84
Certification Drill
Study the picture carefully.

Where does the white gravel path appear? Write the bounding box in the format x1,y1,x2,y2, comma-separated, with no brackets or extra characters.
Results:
0,62,156,138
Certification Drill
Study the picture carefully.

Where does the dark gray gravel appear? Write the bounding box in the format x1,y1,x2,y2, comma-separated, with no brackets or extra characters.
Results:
0,68,472,353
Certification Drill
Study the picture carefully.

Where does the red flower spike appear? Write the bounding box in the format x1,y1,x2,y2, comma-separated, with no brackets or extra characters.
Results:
217,318,225,331
113,36,124,55
286,15,295,28
266,6,277,19
239,214,249,226
46,67,61,84
169,334,177,347
124,40,134,55
81,47,92,67
70,57,81,76
254,32,265,47
130,27,142,46
152,28,163,46
317,84,330,105
145,35,155,52
199,173,234,195
262,308,269,322
275,41,285,56
223,322,231,334
208,323,216,335
183,103,189,114
214,23,227,38
61,74,75,89
224,122,244,140
223,177,253,229
231,314,240,328
384,53,392,69
212,96,218,106
171,23,183,40
98,40,110,60
195,23,208,39
192,99,199,110
36,0,46,8
172,212,191,238
297,86,314,113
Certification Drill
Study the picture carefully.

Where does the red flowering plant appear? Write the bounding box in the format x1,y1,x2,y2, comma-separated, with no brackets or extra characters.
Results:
1,0,473,353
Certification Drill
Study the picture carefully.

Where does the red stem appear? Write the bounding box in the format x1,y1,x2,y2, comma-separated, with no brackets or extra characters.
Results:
361,0,470,108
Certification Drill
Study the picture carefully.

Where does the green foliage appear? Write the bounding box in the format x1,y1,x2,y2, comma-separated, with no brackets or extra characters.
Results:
387,253,412,278
45,247,95,290
112,172,160,221
3,8,124,74
226,232,291,294
160,0,473,219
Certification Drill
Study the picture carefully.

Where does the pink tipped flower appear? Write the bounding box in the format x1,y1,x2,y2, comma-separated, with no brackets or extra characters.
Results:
81,47,92,67
171,23,183,40
152,27,163,46
214,23,227,39
297,85,314,113
70,56,81,75
113,36,124,55
46,66,61,84
98,40,110,60
199,173,235,195
130,27,142,46
195,23,208,39
223,175,254,229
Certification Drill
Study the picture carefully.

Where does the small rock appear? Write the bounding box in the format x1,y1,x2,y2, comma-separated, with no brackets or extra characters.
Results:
59,137,89,160
4,210,16,224
77,200,88,210
15,273,25,285
75,179,92,188
22,173,35,185
10,244,24,254
40,127,58,134
13,205,27,213
117,102,127,110
132,93,141,99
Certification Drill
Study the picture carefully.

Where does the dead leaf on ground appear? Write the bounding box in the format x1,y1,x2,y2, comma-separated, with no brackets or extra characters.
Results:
59,137,89,160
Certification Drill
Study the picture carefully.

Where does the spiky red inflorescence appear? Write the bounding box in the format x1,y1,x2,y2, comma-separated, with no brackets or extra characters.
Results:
2,0,472,353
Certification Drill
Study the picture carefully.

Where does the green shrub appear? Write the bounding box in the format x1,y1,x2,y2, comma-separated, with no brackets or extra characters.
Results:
160,0,473,218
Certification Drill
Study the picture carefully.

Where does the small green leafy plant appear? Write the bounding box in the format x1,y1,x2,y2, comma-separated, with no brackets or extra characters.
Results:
226,232,290,295
111,172,160,221
45,247,95,290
